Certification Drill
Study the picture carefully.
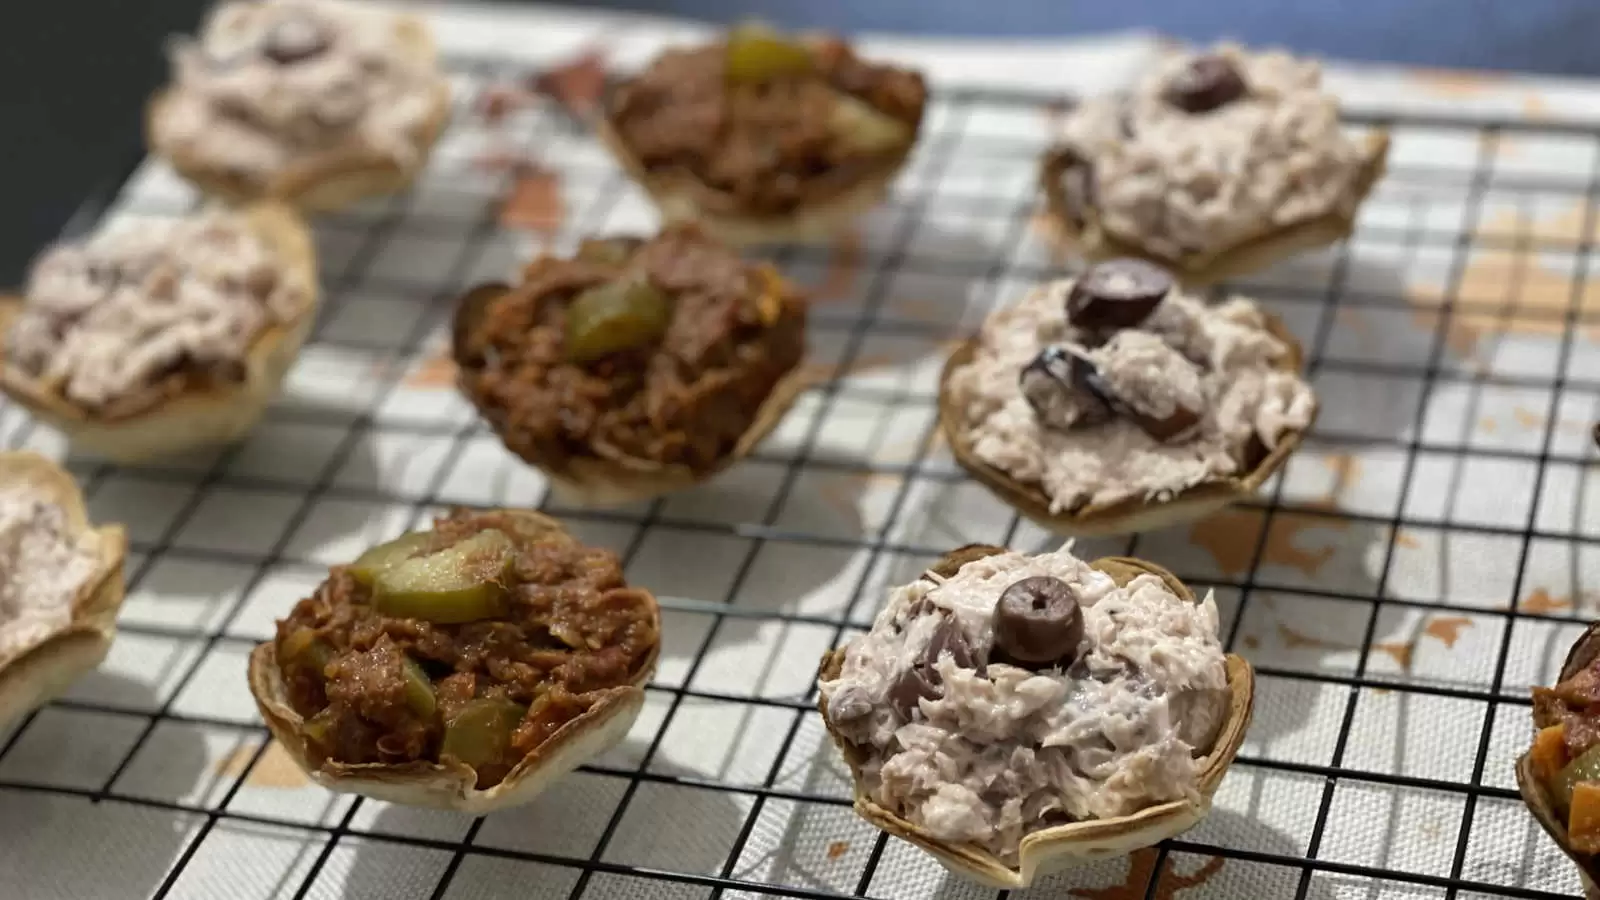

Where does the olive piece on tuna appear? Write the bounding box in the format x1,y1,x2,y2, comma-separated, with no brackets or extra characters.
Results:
888,615,975,719
992,576,1084,669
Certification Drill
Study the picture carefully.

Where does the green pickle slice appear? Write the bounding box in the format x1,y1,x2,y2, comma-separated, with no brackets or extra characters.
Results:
372,529,516,624
401,657,438,720
280,626,334,672
440,698,527,772
303,707,339,750
829,94,912,154
1554,743,1600,811
349,531,434,587
724,22,814,84
564,278,671,364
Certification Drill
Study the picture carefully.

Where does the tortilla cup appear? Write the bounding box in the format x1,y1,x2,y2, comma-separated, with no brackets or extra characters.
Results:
146,13,450,212
937,309,1314,536
450,277,812,508
0,202,319,463
0,451,127,728
1517,620,1600,899
247,508,660,814
1039,131,1390,289
596,37,924,246
817,545,1253,889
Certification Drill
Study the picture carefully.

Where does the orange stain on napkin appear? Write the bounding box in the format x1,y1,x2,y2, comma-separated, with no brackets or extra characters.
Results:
216,740,309,788
499,163,566,236
1189,503,1350,579
402,354,457,389
1522,588,1574,614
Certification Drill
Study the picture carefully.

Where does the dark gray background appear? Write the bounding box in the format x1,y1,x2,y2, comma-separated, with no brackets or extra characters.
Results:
5,0,1599,286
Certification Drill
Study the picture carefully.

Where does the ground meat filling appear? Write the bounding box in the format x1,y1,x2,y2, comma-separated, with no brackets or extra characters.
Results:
1535,652,1600,762
274,510,657,788
607,31,926,215
454,225,807,473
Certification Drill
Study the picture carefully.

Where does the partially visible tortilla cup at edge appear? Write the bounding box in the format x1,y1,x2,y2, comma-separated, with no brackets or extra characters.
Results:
0,451,127,728
816,546,1254,890
1516,620,1600,900
0,202,320,464
936,309,1315,537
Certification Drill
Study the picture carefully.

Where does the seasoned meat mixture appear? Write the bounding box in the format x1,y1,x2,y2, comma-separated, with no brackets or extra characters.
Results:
454,225,807,473
274,509,658,787
606,26,926,214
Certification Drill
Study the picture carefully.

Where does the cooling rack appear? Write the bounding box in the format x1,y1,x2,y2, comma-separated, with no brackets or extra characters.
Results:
1,14,1599,900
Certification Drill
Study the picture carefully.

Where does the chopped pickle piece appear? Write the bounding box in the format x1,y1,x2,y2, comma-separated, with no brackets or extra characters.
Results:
302,707,339,750
564,277,671,364
372,529,516,624
574,238,641,267
401,657,438,720
725,22,814,84
280,626,333,673
349,531,434,587
440,698,527,772
1553,743,1600,812
828,94,912,154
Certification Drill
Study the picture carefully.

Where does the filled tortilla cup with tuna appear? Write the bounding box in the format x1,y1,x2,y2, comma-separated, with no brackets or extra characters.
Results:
0,202,318,463
1519,621,1600,899
597,23,926,246
818,543,1252,889
0,451,127,728
939,260,1316,537
248,507,660,814
451,226,811,507
1037,42,1390,288
147,0,451,212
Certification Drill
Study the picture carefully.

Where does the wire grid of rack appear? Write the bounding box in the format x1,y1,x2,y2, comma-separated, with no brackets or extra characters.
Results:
4,25,1600,900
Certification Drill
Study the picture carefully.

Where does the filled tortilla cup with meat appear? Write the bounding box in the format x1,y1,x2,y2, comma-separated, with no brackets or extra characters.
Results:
1037,42,1390,288
452,226,810,507
938,260,1316,537
0,202,319,463
597,23,926,246
1519,621,1600,899
817,543,1252,889
248,507,660,814
0,451,127,728
146,0,451,212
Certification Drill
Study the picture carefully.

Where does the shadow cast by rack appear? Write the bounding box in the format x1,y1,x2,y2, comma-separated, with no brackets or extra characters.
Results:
0,672,208,899
336,749,749,896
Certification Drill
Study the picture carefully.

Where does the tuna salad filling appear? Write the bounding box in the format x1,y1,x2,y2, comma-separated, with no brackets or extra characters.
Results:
453,225,808,473
5,208,309,417
155,0,443,183
1042,42,1378,261
0,487,104,665
945,258,1315,513
606,23,927,215
820,545,1228,862
273,509,658,788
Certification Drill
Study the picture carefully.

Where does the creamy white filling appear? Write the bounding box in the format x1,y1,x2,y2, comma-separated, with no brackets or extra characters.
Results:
156,0,443,179
1053,42,1375,260
820,546,1227,862
6,209,308,409
0,490,102,665
946,278,1316,513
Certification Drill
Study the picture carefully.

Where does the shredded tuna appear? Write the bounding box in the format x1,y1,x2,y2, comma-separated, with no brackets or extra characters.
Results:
0,489,103,665
820,546,1228,863
5,209,309,414
946,278,1316,513
155,0,444,183
1047,42,1378,261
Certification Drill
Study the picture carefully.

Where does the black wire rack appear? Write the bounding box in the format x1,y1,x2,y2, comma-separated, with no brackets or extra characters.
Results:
2,41,1599,900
